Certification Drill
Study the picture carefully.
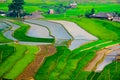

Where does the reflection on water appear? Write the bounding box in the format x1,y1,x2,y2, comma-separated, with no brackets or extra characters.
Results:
4,30,17,41
2,21,52,45
3,20,96,49
24,22,53,38
95,56,115,72
55,39,94,50
69,39,91,50
95,49,120,72
3,21,20,41
25,20,72,40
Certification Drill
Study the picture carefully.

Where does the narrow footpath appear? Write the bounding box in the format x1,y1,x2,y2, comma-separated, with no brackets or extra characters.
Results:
16,45,56,80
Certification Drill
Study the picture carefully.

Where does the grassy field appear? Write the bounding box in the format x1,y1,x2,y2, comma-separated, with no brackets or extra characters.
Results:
3,45,39,79
0,44,39,79
0,45,14,63
1,2,120,13
4,0,120,3
35,41,117,80
35,40,119,80
87,61,120,80
0,44,26,78
97,62,120,80
68,18,120,40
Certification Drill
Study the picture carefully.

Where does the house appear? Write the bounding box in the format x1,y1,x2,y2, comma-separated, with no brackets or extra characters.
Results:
69,2,77,8
0,10,6,16
48,9,54,14
112,17,120,22
90,12,116,20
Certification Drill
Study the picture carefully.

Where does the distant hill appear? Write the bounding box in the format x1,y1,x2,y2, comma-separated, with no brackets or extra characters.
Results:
4,0,120,3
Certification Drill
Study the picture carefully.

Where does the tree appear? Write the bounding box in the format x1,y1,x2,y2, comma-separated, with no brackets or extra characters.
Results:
8,0,24,18
55,4,66,14
115,11,120,17
91,8,95,15
85,11,91,18
85,8,95,18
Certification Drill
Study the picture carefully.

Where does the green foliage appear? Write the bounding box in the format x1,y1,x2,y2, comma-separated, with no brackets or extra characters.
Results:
5,0,120,3
85,8,95,18
1,1,120,80
69,18,120,40
97,62,120,80
88,62,120,80
3,45,39,79
0,45,14,63
0,33,12,43
35,46,71,80
0,44,39,80
35,40,119,80
8,0,24,17
0,44,26,77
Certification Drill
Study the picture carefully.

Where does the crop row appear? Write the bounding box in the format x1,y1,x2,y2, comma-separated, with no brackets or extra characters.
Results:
0,44,39,80
35,40,119,80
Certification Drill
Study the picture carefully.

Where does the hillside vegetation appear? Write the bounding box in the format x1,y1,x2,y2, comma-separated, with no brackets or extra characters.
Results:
4,0,120,3
1,0,120,14
35,40,120,80
1,0,120,80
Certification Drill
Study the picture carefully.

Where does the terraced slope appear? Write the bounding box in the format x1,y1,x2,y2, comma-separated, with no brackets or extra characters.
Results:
25,20,72,40
17,45,56,80
6,0,120,3
61,18,120,40
0,18,120,80
50,20,98,50
0,45,14,63
4,20,54,43
3,45,39,80
0,44,39,80
85,44,120,72
3,21,19,41
50,20,97,40
0,22,12,42
25,20,73,46
95,45,120,72
24,22,53,38
35,40,119,80
0,44,27,78
87,62,120,80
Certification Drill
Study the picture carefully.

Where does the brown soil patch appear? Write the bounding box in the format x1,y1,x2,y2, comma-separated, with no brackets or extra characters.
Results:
84,44,120,71
16,45,56,80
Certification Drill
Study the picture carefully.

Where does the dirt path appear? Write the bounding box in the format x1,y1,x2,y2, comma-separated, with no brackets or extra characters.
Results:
84,44,120,71
16,45,56,80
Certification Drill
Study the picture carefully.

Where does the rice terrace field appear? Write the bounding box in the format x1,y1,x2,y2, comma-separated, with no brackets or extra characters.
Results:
0,0,120,80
